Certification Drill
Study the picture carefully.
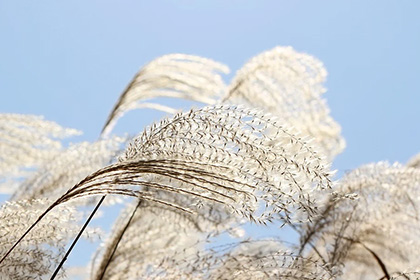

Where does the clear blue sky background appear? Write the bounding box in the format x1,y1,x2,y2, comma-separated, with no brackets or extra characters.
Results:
1,1,420,170
1,0,420,272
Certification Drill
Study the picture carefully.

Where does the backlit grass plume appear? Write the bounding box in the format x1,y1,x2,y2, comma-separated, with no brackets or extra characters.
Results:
1,46,419,279
223,46,345,161
299,162,420,278
54,105,332,224
0,199,97,279
11,137,125,203
0,104,332,277
101,54,229,137
147,240,333,280
90,198,231,280
0,114,81,194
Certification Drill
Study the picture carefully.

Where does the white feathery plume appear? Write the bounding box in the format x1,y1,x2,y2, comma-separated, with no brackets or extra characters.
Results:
101,54,229,137
53,105,332,225
0,105,333,277
12,136,125,203
0,114,81,194
91,198,231,280
85,48,344,279
300,162,420,278
4,46,420,279
147,240,333,280
0,199,98,279
223,46,345,161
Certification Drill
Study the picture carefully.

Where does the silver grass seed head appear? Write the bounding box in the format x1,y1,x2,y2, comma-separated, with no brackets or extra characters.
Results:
12,136,126,204
223,46,345,162
115,105,333,224
0,199,98,279
302,162,420,278
0,114,81,194
102,54,229,137
149,240,333,280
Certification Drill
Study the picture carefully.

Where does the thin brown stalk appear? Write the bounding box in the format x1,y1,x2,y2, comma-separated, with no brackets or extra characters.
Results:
95,199,143,280
50,195,106,279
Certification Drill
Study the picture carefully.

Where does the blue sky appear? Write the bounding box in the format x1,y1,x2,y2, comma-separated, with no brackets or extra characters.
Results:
1,1,419,172
1,0,420,271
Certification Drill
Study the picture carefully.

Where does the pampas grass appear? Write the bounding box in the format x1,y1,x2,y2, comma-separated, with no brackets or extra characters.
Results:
1,46,419,280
